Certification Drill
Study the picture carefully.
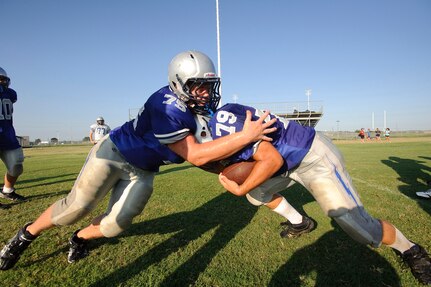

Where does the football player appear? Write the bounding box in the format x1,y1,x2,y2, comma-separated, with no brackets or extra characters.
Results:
0,51,276,269
89,116,111,145
211,103,431,285
0,67,26,203
194,112,314,239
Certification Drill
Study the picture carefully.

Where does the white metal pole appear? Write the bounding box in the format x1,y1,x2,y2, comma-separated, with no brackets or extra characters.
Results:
216,0,222,104
384,110,386,130
305,89,311,111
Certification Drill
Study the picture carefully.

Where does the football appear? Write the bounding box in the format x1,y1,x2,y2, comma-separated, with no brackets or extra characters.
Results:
222,161,256,185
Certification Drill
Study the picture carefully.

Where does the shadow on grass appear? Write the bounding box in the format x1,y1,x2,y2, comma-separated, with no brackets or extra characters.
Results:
89,192,258,287
269,220,401,287
381,156,431,215
21,247,69,268
157,165,195,175
24,189,70,201
3,173,81,207
0,190,70,208
17,173,78,187
88,183,317,286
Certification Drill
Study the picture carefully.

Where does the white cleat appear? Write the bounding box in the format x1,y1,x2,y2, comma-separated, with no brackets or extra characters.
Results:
416,189,431,199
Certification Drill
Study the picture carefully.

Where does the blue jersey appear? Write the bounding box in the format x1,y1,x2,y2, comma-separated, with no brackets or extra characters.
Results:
110,86,198,171
208,103,316,175
0,87,20,150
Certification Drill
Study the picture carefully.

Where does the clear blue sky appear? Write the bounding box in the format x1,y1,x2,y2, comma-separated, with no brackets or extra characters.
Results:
2,0,430,141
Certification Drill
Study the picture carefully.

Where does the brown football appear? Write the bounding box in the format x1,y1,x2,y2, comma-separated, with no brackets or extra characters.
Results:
222,161,256,185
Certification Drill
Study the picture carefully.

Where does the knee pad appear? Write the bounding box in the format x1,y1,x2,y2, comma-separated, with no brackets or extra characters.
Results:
100,216,129,238
100,175,153,238
245,184,277,206
246,193,265,206
331,208,383,248
100,198,148,238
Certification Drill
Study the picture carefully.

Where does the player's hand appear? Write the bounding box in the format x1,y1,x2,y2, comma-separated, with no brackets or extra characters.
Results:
218,173,241,196
241,110,277,142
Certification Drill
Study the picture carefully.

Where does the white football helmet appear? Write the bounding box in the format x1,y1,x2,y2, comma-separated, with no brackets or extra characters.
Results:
0,67,10,88
168,51,221,115
96,116,104,125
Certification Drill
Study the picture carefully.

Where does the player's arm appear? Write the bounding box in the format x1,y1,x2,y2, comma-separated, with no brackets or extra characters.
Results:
89,130,95,144
218,141,283,196
168,110,277,166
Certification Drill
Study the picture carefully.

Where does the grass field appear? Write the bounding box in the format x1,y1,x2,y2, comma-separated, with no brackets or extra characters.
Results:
0,137,430,286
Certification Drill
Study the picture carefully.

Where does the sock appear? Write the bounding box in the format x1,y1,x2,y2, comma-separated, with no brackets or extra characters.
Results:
388,229,415,253
271,197,303,224
2,186,14,194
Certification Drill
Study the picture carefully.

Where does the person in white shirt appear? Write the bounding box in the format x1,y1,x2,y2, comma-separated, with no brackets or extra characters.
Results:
89,117,111,145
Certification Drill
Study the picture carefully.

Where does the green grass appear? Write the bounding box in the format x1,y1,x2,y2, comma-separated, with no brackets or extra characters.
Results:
0,139,431,286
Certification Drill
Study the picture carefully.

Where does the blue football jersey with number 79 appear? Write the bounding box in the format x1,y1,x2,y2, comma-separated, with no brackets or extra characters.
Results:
208,103,316,174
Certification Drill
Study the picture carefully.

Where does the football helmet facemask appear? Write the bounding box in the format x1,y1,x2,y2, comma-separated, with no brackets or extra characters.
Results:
0,67,10,89
168,51,221,115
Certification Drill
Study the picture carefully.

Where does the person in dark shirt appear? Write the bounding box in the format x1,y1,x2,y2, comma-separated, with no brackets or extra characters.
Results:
0,67,25,204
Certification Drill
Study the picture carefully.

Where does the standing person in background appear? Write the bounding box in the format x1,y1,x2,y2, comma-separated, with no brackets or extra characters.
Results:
375,128,381,141
366,128,372,141
385,128,391,142
358,128,365,143
0,67,26,203
89,117,111,145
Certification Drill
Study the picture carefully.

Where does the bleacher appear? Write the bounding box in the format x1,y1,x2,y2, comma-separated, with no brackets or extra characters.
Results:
243,101,324,128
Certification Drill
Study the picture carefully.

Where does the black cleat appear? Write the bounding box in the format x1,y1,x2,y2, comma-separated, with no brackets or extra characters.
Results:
0,203,10,209
67,230,89,263
280,216,315,238
0,223,37,270
395,244,431,285
0,190,26,201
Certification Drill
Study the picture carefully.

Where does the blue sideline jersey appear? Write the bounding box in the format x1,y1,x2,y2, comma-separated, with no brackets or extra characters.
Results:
209,103,316,174
110,86,198,171
0,87,20,150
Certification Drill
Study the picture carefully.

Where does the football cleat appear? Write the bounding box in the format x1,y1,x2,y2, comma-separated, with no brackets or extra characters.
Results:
280,216,315,238
0,223,37,270
416,189,431,199
395,244,431,284
0,190,26,201
67,230,89,263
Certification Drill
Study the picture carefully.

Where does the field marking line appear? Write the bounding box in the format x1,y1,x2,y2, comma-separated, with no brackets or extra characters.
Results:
351,176,410,199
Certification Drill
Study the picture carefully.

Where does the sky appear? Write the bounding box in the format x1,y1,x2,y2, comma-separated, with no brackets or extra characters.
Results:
1,0,430,141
